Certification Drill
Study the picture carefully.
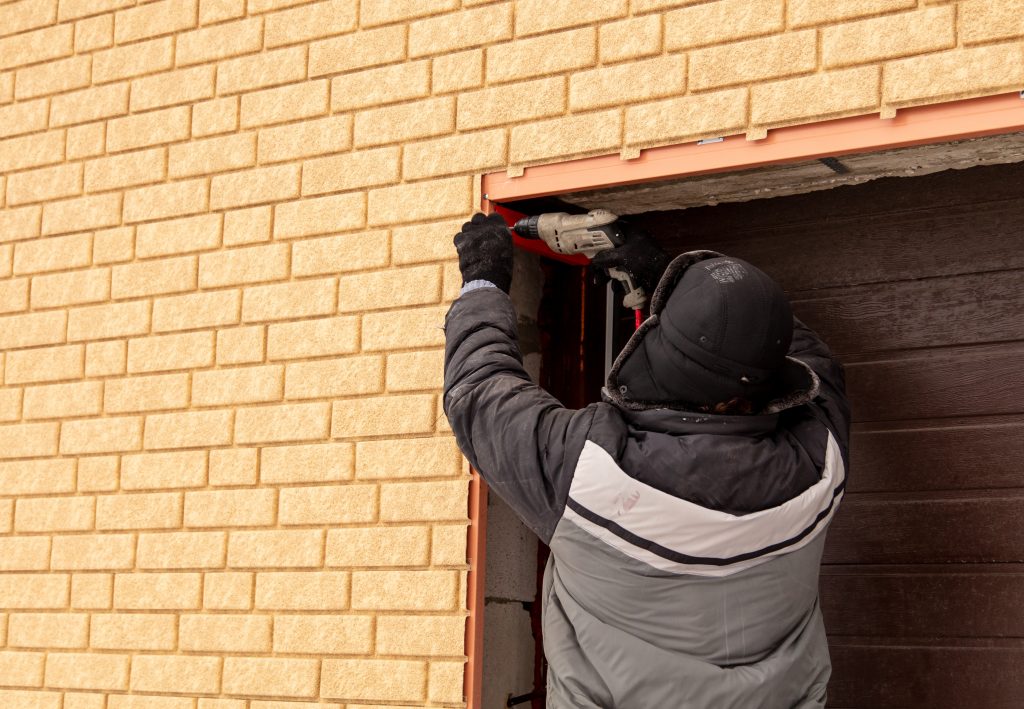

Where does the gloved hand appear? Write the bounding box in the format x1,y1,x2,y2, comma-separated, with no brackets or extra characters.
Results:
590,224,670,295
454,212,513,293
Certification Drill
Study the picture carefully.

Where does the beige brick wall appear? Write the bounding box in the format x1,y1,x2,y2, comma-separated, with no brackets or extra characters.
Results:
0,0,1021,706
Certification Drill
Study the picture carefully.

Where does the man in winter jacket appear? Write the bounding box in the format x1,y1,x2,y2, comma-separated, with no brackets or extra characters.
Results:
443,213,851,708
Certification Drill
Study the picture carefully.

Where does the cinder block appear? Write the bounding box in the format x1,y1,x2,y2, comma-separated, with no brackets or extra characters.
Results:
391,219,459,265
93,37,173,84
362,305,447,351
7,162,81,206
114,572,202,610
169,132,256,178
130,654,222,694
90,612,177,650
403,129,507,179
15,56,91,100
111,255,196,300
260,442,354,483
273,614,373,654
193,96,239,137
223,206,270,246
179,613,271,652
752,66,880,126
265,0,356,47
824,6,954,68
352,570,458,610
241,80,328,129
178,16,262,66
216,326,265,365
386,349,444,392
486,27,595,84
510,109,622,164
241,277,336,322
570,54,686,111
92,226,135,265
0,574,69,609
184,488,277,527
255,571,349,610
67,300,150,341
136,213,221,258
59,415,143,455
78,456,120,492
0,459,74,495
380,479,468,522
429,660,465,703
433,48,483,94
691,30,816,90
257,114,351,164
885,43,1024,106
227,529,324,568
84,147,167,193
284,355,383,399
22,380,103,419
376,615,465,656
353,96,455,149
338,265,441,313
107,105,190,153
666,0,782,51
331,394,436,438
66,122,106,161
15,495,95,532
432,524,468,566
625,87,748,147
192,364,283,406
3,345,82,386
367,176,470,226
8,612,89,649
209,447,258,485
221,657,320,699
309,24,405,77
356,436,461,479
217,45,306,94
267,315,359,359
70,573,113,610
0,420,59,459
360,0,456,27
0,131,63,173
121,450,208,490
50,533,135,571
326,526,428,567
278,484,377,525
143,409,234,450
114,0,196,43
96,491,183,530
124,178,208,222
210,163,299,210
202,571,253,610
788,0,915,28
14,232,92,274
0,25,72,72
152,289,241,333
321,658,427,702
408,3,512,57
600,14,662,63
962,0,1024,44
136,530,226,569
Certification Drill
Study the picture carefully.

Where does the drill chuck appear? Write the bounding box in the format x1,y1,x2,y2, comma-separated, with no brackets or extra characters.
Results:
512,216,540,239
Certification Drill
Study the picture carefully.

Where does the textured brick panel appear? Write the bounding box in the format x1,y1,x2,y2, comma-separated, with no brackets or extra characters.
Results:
309,24,406,77
266,316,359,360
114,572,203,610
273,614,373,654
90,612,178,650
380,479,468,522
690,31,816,90
216,46,306,95
6,161,80,206
143,409,234,449
137,531,227,570
71,573,114,610
0,651,46,687
169,133,256,178
321,659,427,702
409,3,512,58
210,164,300,210
352,570,458,610
823,6,955,68
962,0,1024,44
429,660,465,703
130,654,222,694
264,0,357,48
360,0,457,27
124,178,208,222
137,213,221,258
510,109,622,164
301,148,399,196
93,37,173,84
0,574,70,610
284,355,384,398
376,615,465,656
625,87,748,147
353,96,456,148
362,305,447,351
355,436,461,479
179,614,272,652
278,484,377,525
106,371,193,415
15,495,95,532
0,25,72,72
332,61,430,112
215,326,266,366
260,442,354,483
0,537,50,570
221,657,320,699
570,55,686,111
257,115,352,164
227,529,324,568
788,0,916,28
0,459,75,495
184,488,277,527
203,571,254,610
666,0,782,50
44,652,129,691
290,231,389,277
433,48,484,94
599,14,662,63
15,56,91,100
209,448,259,486
178,17,262,66
192,365,284,406
368,176,471,226
752,66,880,126
22,380,103,419
130,65,216,112
84,147,167,193
255,571,350,610
96,491,183,531
59,415,143,455
326,526,430,566
5,344,83,385
331,394,436,438
114,0,197,43
885,43,1024,106
487,27,596,84
241,80,329,128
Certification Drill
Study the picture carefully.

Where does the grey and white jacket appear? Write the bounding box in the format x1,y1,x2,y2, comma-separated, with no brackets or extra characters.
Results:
443,254,851,709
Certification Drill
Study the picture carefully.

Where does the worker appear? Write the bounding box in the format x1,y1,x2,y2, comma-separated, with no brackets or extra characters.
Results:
444,212,851,708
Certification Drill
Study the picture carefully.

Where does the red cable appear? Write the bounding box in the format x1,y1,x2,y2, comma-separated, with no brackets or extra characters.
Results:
635,309,643,330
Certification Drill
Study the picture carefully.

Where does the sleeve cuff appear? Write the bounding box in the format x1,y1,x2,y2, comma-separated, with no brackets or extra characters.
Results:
460,279,499,296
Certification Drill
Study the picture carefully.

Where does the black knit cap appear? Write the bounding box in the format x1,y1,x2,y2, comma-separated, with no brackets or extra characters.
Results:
607,252,808,412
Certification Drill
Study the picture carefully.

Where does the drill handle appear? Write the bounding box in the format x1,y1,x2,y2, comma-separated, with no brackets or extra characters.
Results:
607,266,647,311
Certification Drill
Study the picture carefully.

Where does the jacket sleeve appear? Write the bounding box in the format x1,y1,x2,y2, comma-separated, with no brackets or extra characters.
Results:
443,287,598,543
790,316,852,452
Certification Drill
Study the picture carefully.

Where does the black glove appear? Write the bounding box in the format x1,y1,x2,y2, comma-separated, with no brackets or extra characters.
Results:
590,224,670,295
454,212,513,293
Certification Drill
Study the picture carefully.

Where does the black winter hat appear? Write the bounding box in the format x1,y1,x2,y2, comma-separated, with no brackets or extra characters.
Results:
606,251,816,413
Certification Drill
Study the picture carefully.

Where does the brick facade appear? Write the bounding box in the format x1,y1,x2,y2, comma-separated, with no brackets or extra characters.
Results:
0,0,1022,706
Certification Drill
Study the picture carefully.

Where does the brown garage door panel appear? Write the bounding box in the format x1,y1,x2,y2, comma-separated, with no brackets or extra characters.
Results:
823,496,1024,564
849,423,1024,492
820,573,1024,637
827,645,1024,709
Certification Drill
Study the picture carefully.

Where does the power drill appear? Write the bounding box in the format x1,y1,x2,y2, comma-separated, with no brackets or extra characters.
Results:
512,210,647,313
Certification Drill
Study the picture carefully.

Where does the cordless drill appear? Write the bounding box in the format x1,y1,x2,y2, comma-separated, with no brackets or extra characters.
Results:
513,210,647,313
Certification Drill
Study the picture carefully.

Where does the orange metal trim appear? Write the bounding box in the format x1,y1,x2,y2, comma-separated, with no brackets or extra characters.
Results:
483,92,1024,203
463,466,487,709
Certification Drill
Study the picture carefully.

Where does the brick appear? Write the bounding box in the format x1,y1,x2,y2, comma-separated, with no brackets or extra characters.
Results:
136,213,221,258
184,488,276,527
0,459,74,495
0,651,45,687
7,160,80,204
531,0,629,34
377,615,463,656
108,697,193,709
83,149,165,195
42,193,121,236
255,570,349,609
22,380,101,419
114,572,202,609
137,530,226,569
130,654,221,694
0,205,43,245
115,0,196,42
510,109,622,164
330,61,428,113
241,80,328,129
234,401,330,443
75,13,113,51
216,326,265,365
0,690,59,708
131,65,216,112
963,0,1024,44
433,48,483,94
274,614,372,654
0,388,21,422
223,205,270,245
13,232,91,275
71,573,113,609
66,122,106,160
0,24,71,71
367,176,470,226
309,24,405,77
180,613,271,652
0,537,50,570
432,524,466,565
429,660,464,703
753,66,880,126
257,115,351,164
572,55,687,112
144,409,234,449
67,300,150,341
0,98,47,140
326,526,428,566
362,305,447,351
228,529,324,568
0,131,63,173
42,653,124,691
666,0,782,51
78,456,120,492
124,178,208,223
8,613,89,649
408,3,511,57
487,27,595,84
321,658,427,702
199,244,287,290
0,0,57,37
265,0,356,47
360,0,455,27
201,0,244,23
90,612,176,650
51,533,134,570
210,164,299,210
403,129,506,179
4,345,83,385
386,349,444,392
106,373,191,414
14,496,93,533
0,71,9,102
93,37,173,84
0,574,69,609
217,44,306,95
0,277,28,313
208,448,257,485
338,265,440,313
200,572,252,610
278,483,376,525
178,15,262,67
194,96,239,137
107,105,190,152
222,657,319,699
352,570,457,611
50,82,129,127
260,442,353,483
92,226,134,264
381,479,467,522
59,416,143,455
97,491,182,530
152,288,240,333
284,355,383,399
63,693,109,709
824,7,954,69
58,0,134,22
275,194,366,240
353,96,455,148
356,437,461,479
788,0,916,28
599,15,661,64
291,231,389,275
266,315,359,359
885,43,1024,106
111,255,196,300
625,87,748,147
242,277,336,322
691,31,816,91
198,701,246,709
14,56,90,100
331,394,436,438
